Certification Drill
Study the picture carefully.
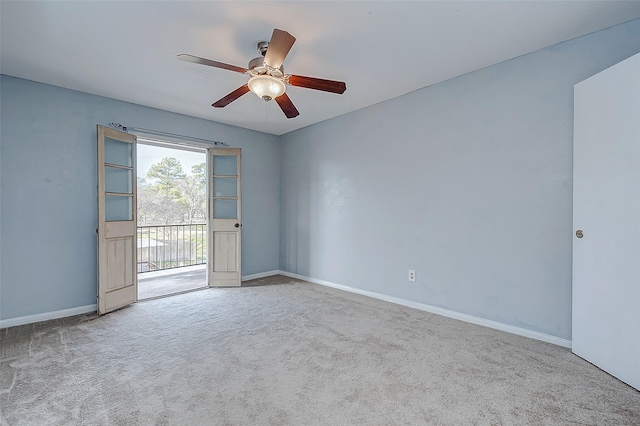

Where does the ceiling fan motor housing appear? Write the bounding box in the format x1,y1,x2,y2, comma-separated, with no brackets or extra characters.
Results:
248,57,284,78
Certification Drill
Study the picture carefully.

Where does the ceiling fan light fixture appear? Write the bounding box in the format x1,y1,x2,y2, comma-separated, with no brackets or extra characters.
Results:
248,75,286,101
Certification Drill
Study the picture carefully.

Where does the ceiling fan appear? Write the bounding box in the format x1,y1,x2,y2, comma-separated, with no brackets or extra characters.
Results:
178,29,346,119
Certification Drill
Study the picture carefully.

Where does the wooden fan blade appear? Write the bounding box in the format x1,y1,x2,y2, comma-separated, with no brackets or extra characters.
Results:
178,54,247,74
275,93,300,118
263,29,296,70
287,75,346,94
212,85,250,108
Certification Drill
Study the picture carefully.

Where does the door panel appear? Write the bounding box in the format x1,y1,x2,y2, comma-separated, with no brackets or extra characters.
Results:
572,53,640,390
105,221,136,238
214,232,238,271
106,237,134,289
98,125,137,314
208,148,241,287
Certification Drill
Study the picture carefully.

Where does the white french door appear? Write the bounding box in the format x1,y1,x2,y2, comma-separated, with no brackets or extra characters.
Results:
208,148,242,287
97,125,138,314
98,128,241,304
572,53,640,390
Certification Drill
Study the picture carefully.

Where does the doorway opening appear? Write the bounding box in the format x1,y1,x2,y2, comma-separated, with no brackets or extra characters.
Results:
136,140,207,300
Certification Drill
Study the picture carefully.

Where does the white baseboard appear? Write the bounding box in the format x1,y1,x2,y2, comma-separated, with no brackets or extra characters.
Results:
0,304,97,329
1,271,572,349
278,271,572,348
242,270,280,282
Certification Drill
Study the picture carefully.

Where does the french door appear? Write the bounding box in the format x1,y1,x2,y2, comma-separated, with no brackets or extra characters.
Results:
97,125,137,314
97,128,242,310
208,148,242,287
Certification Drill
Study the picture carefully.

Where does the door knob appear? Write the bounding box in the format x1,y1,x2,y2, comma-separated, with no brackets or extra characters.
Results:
576,229,584,238
235,223,240,228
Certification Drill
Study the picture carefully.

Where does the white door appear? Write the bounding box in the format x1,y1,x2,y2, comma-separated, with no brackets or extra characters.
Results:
208,148,242,287
97,125,138,314
572,53,640,390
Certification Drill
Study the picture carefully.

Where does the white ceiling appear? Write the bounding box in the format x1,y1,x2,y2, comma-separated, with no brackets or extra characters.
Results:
2,1,640,136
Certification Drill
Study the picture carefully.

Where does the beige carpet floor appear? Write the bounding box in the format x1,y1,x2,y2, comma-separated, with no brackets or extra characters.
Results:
1,276,638,425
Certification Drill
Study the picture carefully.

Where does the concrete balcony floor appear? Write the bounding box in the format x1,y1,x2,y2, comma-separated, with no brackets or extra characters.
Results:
138,264,207,300
137,265,293,300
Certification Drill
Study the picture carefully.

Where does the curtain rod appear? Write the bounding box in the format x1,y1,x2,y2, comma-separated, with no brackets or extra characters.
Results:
108,123,230,147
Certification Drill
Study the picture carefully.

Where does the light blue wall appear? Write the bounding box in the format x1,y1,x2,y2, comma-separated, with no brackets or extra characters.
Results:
279,19,640,339
3,20,640,335
0,77,280,320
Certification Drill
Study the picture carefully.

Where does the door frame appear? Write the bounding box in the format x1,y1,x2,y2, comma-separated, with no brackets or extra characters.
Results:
134,138,209,299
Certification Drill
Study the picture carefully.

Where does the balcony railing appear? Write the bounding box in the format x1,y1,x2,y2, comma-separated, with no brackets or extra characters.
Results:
137,224,206,273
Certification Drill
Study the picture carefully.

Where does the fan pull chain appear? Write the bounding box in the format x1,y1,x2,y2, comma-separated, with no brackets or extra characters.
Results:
265,100,273,123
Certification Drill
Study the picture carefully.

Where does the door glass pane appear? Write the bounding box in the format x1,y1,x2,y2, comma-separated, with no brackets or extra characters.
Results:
214,199,237,219
213,155,237,176
105,166,132,194
105,195,132,221
213,177,237,197
105,137,132,167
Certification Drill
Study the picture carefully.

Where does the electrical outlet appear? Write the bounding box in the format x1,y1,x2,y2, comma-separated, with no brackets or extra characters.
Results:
408,270,416,282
